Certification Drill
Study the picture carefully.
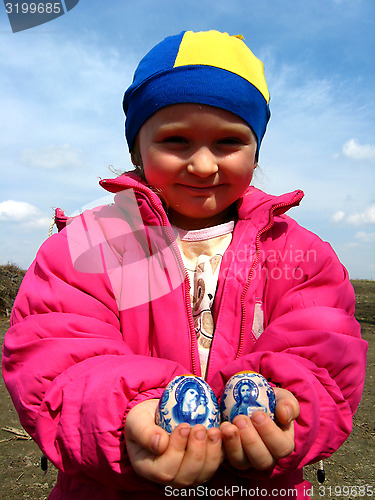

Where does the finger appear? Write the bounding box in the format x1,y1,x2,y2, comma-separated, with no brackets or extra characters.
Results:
250,411,295,462
232,415,275,470
220,421,251,470
206,427,224,466
195,427,222,484
172,425,208,487
274,388,300,426
134,424,192,484
125,399,169,455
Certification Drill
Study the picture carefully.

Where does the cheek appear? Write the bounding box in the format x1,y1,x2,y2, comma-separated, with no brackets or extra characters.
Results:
142,153,167,184
143,165,161,186
229,167,255,200
144,154,183,188
230,162,255,186
227,151,256,176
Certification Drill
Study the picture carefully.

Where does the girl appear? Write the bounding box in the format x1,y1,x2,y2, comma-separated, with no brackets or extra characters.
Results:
2,30,367,499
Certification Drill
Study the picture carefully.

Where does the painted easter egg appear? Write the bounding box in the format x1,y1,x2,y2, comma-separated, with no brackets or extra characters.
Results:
156,375,221,433
220,371,276,423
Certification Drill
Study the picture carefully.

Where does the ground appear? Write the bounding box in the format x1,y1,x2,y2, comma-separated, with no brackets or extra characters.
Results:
0,280,374,499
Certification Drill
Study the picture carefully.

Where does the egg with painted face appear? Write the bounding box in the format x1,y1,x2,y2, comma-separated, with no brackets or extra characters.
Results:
156,375,221,433
220,371,276,422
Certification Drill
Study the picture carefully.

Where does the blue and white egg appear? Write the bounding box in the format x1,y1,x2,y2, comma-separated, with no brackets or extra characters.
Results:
220,371,276,423
156,375,221,433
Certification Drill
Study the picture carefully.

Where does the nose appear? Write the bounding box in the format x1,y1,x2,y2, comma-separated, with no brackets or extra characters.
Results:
187,147,218,177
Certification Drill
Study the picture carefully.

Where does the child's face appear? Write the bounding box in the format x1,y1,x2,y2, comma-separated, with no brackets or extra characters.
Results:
137,104,257,229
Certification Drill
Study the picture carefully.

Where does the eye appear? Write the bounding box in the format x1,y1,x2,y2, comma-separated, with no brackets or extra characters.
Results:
217,137,244,146
162,136,189,144
158,135,190,151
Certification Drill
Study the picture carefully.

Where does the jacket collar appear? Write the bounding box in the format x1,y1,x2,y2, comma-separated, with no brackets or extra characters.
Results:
237,186,304,226
100,171,150,193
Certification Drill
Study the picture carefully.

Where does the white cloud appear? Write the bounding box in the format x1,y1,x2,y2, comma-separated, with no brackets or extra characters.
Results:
0,201,51,239
21,144,84,169
347,241,360,248
24,217,53,229
342,139,375,162
331,210,346,223
332,204,375,226
347,204,375,225
355,231,375,243
0,200,40,221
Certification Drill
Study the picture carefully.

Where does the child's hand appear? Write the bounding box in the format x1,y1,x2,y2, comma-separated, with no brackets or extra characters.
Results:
125,399,223,487
220,388,299,471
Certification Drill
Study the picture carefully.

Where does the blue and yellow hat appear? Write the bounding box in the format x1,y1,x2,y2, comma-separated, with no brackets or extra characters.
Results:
123,30,270,155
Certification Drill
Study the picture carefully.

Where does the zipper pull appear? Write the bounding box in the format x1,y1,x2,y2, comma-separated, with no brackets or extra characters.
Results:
317,460,325,483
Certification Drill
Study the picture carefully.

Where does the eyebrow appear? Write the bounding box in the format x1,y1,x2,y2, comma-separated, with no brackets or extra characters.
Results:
156,122,253,135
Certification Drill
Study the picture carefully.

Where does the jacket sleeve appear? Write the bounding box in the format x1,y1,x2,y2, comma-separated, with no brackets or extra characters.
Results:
211,217,367,477
1,227,188,490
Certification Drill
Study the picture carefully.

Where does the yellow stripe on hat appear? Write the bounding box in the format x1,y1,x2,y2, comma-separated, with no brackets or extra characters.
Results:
173,31,269,104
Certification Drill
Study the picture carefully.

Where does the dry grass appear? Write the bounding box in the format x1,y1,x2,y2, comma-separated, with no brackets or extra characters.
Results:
0,264,26,316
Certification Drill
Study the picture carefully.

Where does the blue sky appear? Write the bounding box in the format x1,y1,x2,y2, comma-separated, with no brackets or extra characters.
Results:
0,0,374,278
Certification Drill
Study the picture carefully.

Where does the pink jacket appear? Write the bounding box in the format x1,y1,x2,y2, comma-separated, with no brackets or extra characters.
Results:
2,173,367,499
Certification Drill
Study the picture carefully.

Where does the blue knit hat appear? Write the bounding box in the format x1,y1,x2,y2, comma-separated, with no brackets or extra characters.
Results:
123,30,270,155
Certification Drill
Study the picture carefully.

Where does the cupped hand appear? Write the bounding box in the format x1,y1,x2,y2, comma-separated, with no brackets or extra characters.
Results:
220,387,299,471
125,399,223,487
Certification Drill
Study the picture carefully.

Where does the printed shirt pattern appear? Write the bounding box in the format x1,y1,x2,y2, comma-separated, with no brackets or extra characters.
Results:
174,221,235,378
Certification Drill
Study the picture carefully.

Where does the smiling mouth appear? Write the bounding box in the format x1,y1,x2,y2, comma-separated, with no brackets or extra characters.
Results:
179,184,221,190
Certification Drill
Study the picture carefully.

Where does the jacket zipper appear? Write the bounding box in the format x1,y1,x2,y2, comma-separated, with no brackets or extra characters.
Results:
101,180,199,375
236,198,301,359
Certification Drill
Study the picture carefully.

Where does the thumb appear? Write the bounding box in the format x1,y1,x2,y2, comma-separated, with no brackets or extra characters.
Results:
125,399,169,455
274,388,300,426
